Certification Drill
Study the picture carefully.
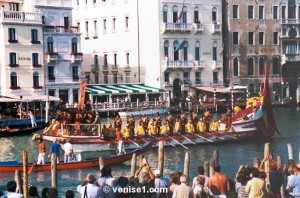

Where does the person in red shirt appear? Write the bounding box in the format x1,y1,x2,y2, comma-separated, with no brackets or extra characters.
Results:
37,139,46,165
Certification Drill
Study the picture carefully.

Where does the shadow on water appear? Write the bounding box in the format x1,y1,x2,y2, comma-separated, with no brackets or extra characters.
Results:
0,107,300,196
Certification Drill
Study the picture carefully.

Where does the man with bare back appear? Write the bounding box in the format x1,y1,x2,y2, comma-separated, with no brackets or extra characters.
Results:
208,165,230,198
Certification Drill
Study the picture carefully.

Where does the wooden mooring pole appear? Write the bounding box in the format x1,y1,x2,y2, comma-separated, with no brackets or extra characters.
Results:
22,151,28,198
15,170,23,194
51,154,57,188
158,141,164,178
183,152,190,185
204,161,210,177
130,153,137,177
287,143,294,160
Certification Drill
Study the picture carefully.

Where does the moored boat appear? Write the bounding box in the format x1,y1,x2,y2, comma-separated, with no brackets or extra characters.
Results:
0,118,47,127
0,138,153,173
0,122,48,137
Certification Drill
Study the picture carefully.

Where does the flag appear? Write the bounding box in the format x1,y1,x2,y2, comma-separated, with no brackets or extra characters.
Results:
177,0,185,22
174,41,186,53
281,54,286,65
219,44,224,57
78,80,87,110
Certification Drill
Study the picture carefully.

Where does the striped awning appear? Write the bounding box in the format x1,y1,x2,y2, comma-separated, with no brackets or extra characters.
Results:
86,84,165,95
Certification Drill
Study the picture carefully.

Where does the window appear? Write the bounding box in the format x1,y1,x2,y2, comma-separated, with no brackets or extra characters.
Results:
233,32,239,45
248,32,254,45
77,22,80,32
259,32,264,45
85,21,89,38
288,0,296,19
163,5,168,23
8,28,17,42
93,0,97,4
104,74,108,84
282,6,286,19
71,38,78,53
248,5,254,19
72,66,79,80
183,41,188,61
273,32,278,45
104,54,108,66
49,90,55,96
233,58,239,76
32,53,40,66
233,5,238,19
213,72,218,83
259,5,264,19
173,40,179,61
112,18,116,30
194,6,199,23
212,7,217,22
258,57,264,75
273,6,278,19
94,55,98,65
103,19,107,31
164,72,169,83
172,5,178,23
64,17,69,28
10,72,18,87
195,72,201,84
182,6,187,23
31,29,39,43
248,57,254,75
113,74,117,84
164,40,169,58
94,20,97,37
9,52,18,66
48,66,55,81
183,72,190,84
114,53,117,67
126,53,130,65
273,57,280,75
95,75,99,84
298,6,300,19
126,73,130,83
47,37,53,53
33,72,39,87
9,3,19,11
195,41,200,61
73,90,79,104
125,17,129,29
212,41,217,61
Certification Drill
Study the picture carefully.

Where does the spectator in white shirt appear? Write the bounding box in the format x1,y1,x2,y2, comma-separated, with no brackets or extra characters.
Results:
2,181,23,198
77,174,101,198
63,139,73,163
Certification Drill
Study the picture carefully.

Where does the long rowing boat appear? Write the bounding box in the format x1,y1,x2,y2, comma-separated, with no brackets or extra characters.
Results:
0,118,47,127
0,122,48,137
0,139,153,173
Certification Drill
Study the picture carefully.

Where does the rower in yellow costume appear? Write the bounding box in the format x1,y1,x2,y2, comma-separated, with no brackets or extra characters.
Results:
174,118,181,134
135,121,145,137
197,118,206,133
160,123,170,135
148,121,158,136
185,119,195,134
210,119,220,132
122,124,131,139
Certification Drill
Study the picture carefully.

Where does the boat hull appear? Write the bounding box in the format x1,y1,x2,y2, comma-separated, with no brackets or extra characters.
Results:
0,123,48,137
0,118,46,127
118,108,170,118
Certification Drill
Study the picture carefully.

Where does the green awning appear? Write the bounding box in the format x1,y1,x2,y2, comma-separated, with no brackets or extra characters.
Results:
86,84,165,95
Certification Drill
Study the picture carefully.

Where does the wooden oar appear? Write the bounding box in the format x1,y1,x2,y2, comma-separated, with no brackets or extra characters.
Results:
216,131,237,140
28,162,37,174
154,137,176,147
128,139,141,147
210,133,225,140
176,133,196,145
166,135,188,150
194,133,213,143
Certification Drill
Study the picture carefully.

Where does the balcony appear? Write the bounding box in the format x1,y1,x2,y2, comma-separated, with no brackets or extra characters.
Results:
102,65,109,73
0,11,43,24
162,22,192,33
70,52,83,63
193,23,204,33
284,54,300,62
212,61,222,69
111,66,118,73
124,66,131,72
91,64,99,73
46,52,58,63
48,76,55,82
193,61,205,69
33,0,72,7
44,26,79,33
164,60,195,69
281,19,299,24
212,24,222,33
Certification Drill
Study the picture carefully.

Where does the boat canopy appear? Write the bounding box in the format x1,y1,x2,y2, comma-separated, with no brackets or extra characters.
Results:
195,86,244,94
86,84,165,95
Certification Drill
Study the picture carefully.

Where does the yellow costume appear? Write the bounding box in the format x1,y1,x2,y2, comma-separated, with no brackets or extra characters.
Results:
210,122,220,132
185,123,195,133
197,121,206,133
148,125,158,135
174,121,181,133
161,125,170,135
122,127,131,138
136,126,145,136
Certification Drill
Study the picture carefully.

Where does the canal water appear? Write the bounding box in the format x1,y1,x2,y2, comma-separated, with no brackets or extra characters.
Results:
0,107,300,196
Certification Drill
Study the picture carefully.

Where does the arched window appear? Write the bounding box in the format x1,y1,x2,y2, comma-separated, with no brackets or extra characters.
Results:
182,6,188,23
33,72,39,87
258,57,264,75
212,41,218,61
164,40,169,58
273,57,280,75
163,5,168,23
47,37,53,53
194,6,199,23
71,37,78,53
248,57,254,75
10,72,18,87
212,7,217,22
233,58,239,76
173,40,179,61
195,41,200,61
182,40,188,61
172,5,178,23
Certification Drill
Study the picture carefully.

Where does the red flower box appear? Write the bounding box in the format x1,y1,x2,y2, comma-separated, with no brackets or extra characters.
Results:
46,52,58,55
9,64,19,67
33,86,43,89
33,64,42,67
8,40,18,43
31,40,41,44
10,86,20,90
70,52,83,55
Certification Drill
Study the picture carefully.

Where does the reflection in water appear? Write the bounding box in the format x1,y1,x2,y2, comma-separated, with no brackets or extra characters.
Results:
0,138,15,161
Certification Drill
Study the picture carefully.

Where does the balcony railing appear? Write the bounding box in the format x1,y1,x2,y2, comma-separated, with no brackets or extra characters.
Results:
165,60,195,69
281,19,299,24
46,52,58,63
72,76,80,82
0,11,43,24
193,23,204,33
212,61,222,69
33,0,72,7
91,64,99,73
212,24,222,33
285,54,300,62
162,22,193,33
193,61,205,69
44,26,79,33
70,52,83,63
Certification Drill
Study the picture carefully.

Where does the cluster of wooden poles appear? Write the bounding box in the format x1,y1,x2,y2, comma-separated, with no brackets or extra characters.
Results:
12,142,298,198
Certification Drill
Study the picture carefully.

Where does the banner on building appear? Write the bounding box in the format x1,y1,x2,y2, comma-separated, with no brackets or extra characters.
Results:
78,80,87,110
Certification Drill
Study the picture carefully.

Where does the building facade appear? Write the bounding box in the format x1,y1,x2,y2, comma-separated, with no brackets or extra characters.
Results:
225,0,286,102
32,0,82,105
0,0,44,98
73,0,223,100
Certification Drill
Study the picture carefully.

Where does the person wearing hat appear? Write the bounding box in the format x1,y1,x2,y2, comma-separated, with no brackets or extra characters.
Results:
77,174,101,198
197,118,206,133
167,112,174,136
148,121,158,137
154,169,168,198
128,114,136,139
122,124,131,139
141,114,150,136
